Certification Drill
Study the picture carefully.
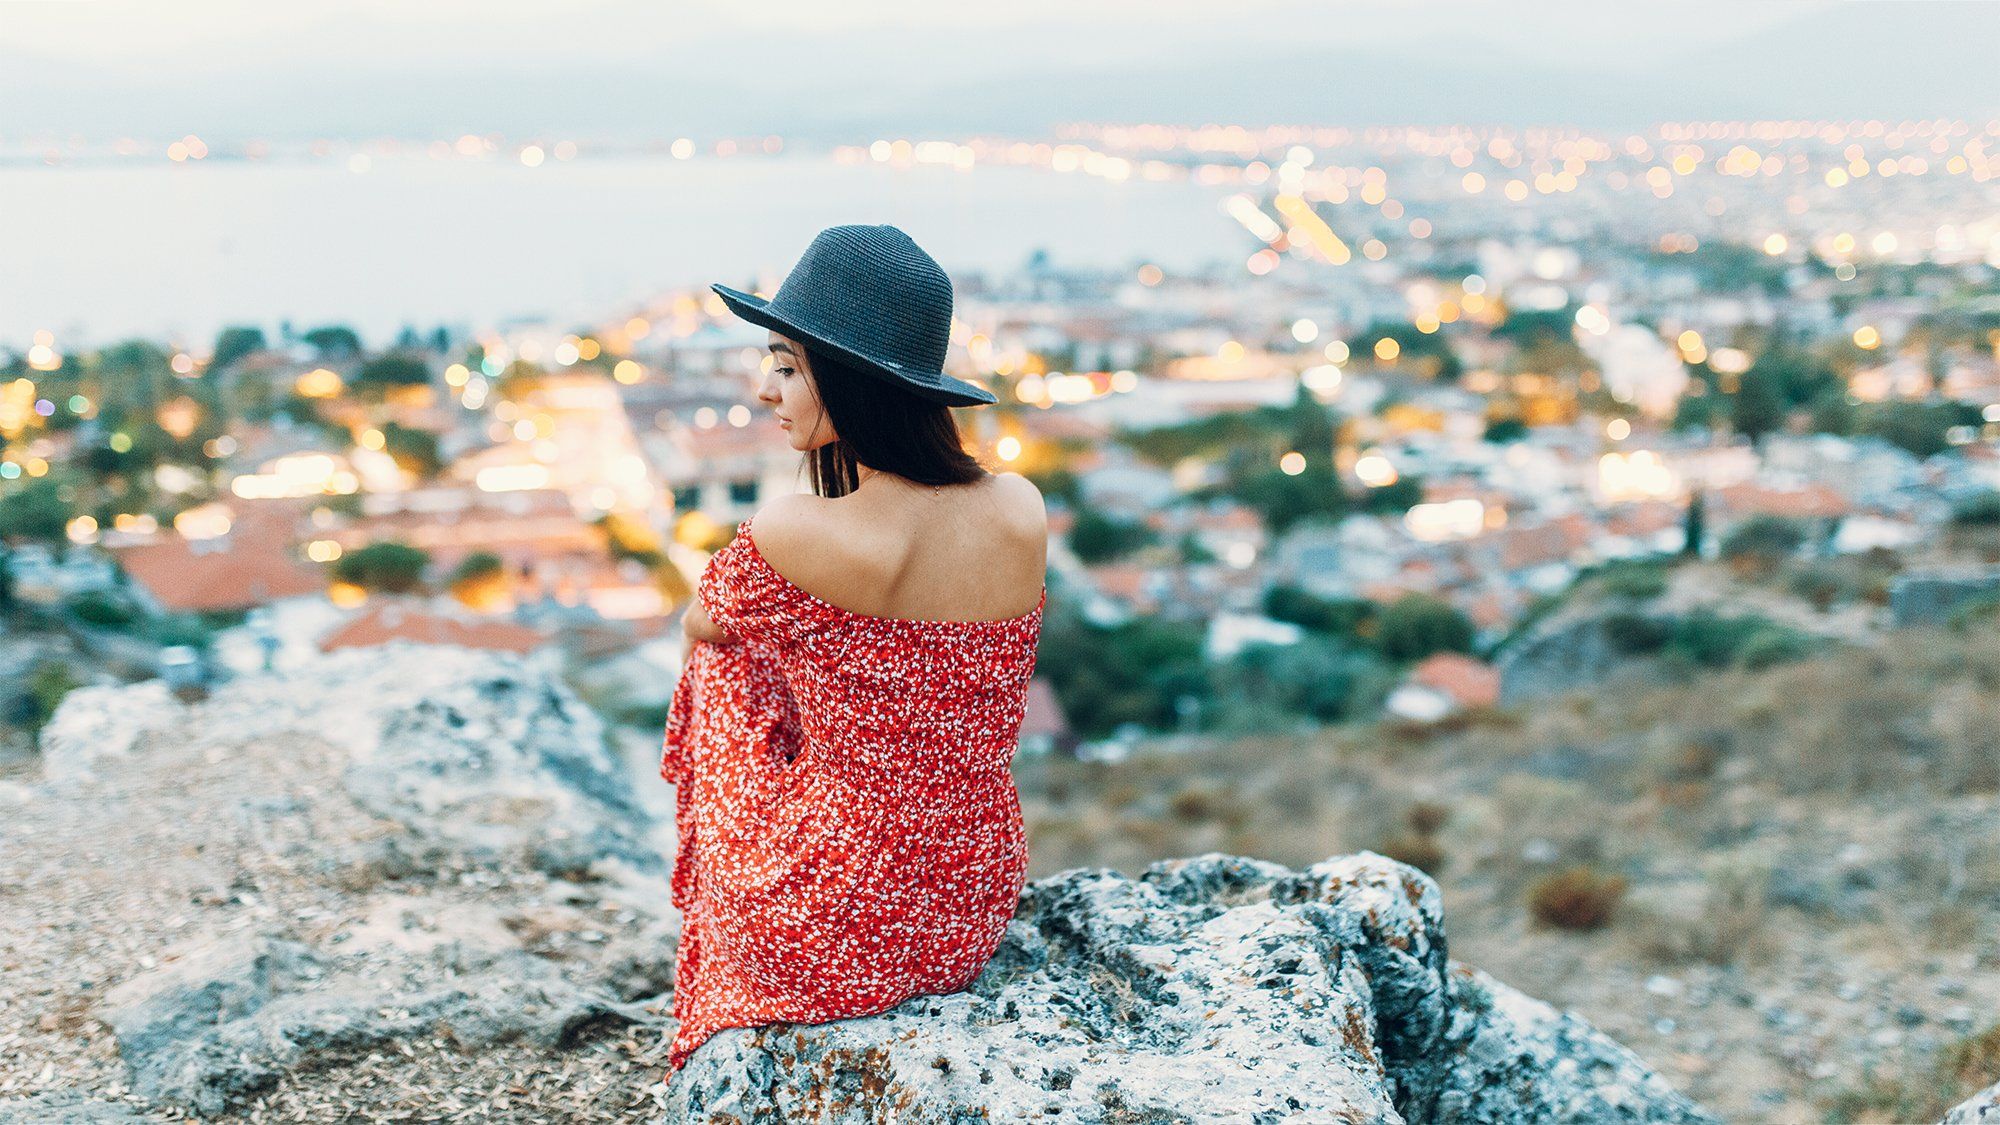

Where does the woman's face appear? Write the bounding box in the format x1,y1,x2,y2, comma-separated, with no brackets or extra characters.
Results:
757,331,838,452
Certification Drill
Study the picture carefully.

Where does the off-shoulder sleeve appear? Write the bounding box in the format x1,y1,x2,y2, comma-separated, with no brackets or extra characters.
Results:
694,524,803,650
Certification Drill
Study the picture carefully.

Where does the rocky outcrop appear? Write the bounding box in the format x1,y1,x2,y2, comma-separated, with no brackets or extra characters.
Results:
1495,611,1675,705
7,647,1712,1122
39,644,661,879
8,647,677,1121
97,929,659,1116
666,852,1719,1124
1947,1080,2000,1123
1889,567,2000,628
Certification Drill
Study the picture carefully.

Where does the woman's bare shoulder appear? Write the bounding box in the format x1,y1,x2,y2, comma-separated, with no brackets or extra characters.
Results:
740,494,827,562
988,471,1048,536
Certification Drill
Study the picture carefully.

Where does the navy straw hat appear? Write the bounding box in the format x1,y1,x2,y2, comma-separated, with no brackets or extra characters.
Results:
710,224,997,407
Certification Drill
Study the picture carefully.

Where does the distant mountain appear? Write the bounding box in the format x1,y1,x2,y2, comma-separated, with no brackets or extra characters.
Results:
2,2,1992,143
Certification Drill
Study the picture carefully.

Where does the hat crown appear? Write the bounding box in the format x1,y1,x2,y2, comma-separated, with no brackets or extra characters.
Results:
768,225,953,378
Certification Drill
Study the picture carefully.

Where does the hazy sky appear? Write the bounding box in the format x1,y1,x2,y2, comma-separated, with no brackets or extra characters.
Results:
3,0,1995,139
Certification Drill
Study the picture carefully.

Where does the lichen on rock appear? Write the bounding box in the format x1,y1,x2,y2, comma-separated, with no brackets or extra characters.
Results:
666,852,1720,1124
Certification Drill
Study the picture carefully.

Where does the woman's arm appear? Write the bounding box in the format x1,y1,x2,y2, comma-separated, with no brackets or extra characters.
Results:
682,596,736,644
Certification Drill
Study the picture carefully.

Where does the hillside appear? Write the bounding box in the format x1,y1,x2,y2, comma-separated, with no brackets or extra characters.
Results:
0,647,1715,1122
1016,622,2000,1122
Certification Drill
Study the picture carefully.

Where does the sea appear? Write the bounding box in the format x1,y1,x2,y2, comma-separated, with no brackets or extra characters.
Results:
1,152,1247,349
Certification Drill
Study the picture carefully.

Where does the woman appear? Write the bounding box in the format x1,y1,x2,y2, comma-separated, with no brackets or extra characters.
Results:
658,224,1049,1077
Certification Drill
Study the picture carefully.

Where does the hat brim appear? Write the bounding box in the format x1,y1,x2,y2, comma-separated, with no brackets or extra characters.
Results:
709,282,998,407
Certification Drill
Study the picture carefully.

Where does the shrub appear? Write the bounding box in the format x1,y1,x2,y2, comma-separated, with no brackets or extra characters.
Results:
1036,605,1207,740
1379,833,1446,876
449,551,504,585
1375,593,1475,662
449,551,510,610
1785,561,1860,611
1602,611,1671,655
1597,560,1669,600
332,540,430,593
0,478,72,545
380,422,443,477
352,351,430,388
1857,398,1964,459
1379,799,1452,876
1736,628,1816,671
1406,800,1451,837
1942,1021,2000,1098
1068,509,1158,564
1263,584,1376,640
1825,1020,2000,1123
1950,490,2000,527
1946,592,2000,634
1528,866,1628,931
149,614,213,651
1167,783,1246,830
1232,463,1350,534
66,589,141,628
1666,610,1813,670
1720,515,1807,569
21,659,83,735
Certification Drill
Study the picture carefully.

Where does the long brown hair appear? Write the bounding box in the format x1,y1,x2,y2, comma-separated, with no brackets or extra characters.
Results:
796,345,991,498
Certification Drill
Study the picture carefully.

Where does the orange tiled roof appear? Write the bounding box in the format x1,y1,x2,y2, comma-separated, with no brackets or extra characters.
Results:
114,535,323,613
1360,580,1415,603
1089,563,1153,602
1463,590,1511,631
1496,514,1595,570
319,603,549,654
1409,651,1501,709
1193,506,1263,533
1607,500,1682,537
1712,481,1850,519
1496,525,1568,570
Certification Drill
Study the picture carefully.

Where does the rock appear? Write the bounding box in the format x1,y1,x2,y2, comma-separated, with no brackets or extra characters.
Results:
102,934,321,1116
1495,612,1679,705
36,649,676,1118
36,679,178,780
40,647,660,878
1888,568,2000,628
1946,1080,2000,1123
104,933,650,1117
664,852,1718,1124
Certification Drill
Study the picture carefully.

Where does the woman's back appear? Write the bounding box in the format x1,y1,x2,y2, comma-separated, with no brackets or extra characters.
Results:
751,470,1048,625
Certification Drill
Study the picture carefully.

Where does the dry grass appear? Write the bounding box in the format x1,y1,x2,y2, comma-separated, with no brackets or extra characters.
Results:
1016,622,2000,1121
1528,867,1628,931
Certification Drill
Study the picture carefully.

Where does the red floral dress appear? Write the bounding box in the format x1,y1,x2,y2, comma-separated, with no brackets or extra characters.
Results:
658,513,1046,1075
